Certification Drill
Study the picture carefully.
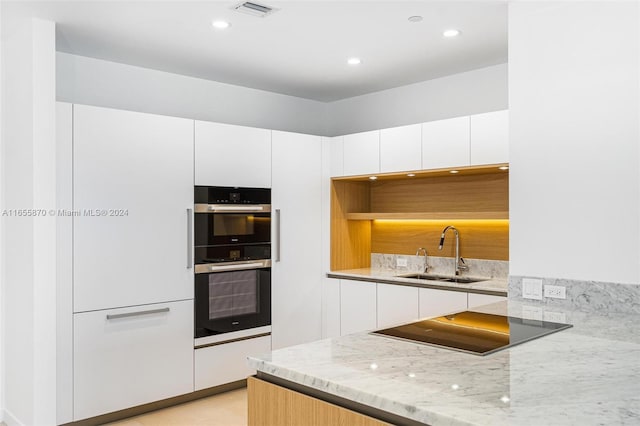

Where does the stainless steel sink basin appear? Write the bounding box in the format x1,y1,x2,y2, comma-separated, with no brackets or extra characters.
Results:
398,273,486,284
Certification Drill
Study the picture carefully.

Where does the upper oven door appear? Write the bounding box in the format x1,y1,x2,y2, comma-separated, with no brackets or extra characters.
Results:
194,205,271,246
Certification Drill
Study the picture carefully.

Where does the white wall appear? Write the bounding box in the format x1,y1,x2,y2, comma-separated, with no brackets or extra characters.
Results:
56,52,330,137
1,12,58,426
509,1,640,285
326,63,508,136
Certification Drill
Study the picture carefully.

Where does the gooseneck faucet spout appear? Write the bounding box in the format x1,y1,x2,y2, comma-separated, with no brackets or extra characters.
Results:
438,225,468,276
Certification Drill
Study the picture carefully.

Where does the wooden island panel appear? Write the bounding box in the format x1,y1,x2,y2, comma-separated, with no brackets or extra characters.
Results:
248,377,389,426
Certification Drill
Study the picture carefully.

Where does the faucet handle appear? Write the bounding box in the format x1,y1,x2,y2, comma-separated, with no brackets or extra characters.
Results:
458,257,469,271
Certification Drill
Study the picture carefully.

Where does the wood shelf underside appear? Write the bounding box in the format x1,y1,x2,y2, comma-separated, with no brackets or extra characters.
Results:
346,211,508,220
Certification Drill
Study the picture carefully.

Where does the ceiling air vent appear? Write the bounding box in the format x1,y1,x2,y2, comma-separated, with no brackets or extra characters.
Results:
232,1,279,18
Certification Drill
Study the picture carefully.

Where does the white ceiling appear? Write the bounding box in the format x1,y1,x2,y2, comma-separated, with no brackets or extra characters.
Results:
6,1,508,102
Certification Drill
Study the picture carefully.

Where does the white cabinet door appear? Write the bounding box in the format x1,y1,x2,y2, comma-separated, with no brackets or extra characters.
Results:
380,124,422,173
73,300,193,421
468,293,507,309
73,105,193,312
195,335,271,391
470,110,509,165
271,131,322,349
329,136,344,177
322,278,341,339
195,121,271,188
340,280,377,335
343,130,380,176
419,288,467,319
422,116,470,169
376,283,419,328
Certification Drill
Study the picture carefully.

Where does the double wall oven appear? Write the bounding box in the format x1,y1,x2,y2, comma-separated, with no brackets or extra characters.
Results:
193,186,271,344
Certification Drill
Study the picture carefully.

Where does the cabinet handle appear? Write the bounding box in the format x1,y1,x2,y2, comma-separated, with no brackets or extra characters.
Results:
106,307,170,320
187,208,193,269
275,208,281,262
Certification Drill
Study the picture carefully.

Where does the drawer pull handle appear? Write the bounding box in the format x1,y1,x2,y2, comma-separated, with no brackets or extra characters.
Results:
106,307,170,320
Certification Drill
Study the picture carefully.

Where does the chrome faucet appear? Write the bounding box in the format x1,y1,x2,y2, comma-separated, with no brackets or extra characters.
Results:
416,247,429,272
438,226,468,276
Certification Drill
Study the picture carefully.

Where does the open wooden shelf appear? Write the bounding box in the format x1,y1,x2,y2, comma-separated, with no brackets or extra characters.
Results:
346,211,509,220
330,167,511,269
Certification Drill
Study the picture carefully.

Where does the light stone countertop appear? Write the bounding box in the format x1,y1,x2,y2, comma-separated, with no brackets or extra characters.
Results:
248,300,640,426
327,267,508,296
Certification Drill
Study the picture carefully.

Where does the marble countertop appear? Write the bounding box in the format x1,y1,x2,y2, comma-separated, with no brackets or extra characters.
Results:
248,301,640,425
328,268,508,296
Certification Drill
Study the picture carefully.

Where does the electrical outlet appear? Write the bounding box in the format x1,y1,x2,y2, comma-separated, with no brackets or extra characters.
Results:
544,285,566,299
396,257,408,267
543,311,567,324
522,278,543,300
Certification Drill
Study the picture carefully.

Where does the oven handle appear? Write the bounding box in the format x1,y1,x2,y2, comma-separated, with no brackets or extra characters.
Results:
196,261,271,274
275,208,281,262
194,204,271,213
187,208,193,269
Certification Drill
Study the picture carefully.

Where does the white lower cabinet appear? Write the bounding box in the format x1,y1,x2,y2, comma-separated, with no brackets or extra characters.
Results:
340,280,377,335
73,300,194,421
419,288,468,319
376,283,419,328
323,278,341,339
468,293,507,308
195,335,271,391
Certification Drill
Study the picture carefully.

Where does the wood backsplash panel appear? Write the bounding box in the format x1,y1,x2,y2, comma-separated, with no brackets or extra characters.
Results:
331,180,371,270
371,220,509,261
370,173,509,213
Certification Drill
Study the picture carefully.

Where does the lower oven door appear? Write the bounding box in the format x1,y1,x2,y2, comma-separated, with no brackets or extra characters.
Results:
195,265,271,339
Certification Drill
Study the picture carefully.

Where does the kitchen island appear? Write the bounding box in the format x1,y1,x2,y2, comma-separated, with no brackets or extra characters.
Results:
247,300,639,425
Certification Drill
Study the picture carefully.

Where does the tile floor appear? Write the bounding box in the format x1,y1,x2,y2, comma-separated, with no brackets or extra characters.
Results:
105,388,248,426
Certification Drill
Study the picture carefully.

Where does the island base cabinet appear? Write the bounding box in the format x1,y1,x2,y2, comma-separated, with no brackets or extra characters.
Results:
195,335,271,391
73,300,194,421
248,377,390,426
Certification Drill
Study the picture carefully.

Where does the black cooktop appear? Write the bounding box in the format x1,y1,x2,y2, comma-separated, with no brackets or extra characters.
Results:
372,311,572,356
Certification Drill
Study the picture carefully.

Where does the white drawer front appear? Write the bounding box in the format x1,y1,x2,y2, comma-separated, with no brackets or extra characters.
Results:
195,335,271,391
73,300,194,421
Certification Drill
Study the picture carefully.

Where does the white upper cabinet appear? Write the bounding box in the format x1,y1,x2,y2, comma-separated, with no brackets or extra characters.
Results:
343,130,380,176
73,105,194,312
271,130,323,349
195,121,271,188
329,136,344,177
422,116,471,169
470,110,509,165
380,124,422,173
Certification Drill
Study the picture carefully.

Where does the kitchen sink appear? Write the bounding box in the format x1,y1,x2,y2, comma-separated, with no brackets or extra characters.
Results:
398,273,486,284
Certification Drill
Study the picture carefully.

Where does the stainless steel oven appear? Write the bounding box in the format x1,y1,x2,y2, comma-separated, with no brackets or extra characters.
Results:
194,186,272,341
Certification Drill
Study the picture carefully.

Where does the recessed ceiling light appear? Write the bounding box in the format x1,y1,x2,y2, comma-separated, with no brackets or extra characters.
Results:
347,57,362,66
443,29,461,38
498,166,509,171
369,176,377,180
451,384,460,390
408,16,423,23
212,20,231,29
407,173,416,177
449,170,459,174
